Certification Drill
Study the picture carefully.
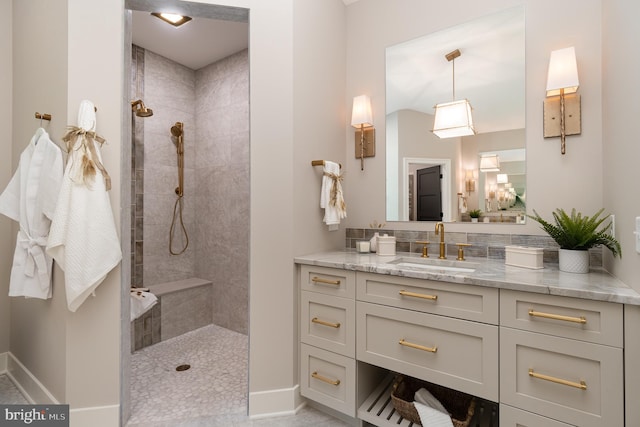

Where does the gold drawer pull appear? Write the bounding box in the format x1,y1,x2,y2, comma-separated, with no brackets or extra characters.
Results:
311,317,341,328
528,309,587,324
399,338,437,353
311,371,340,386
399,290,438,301
529,369,587,390
311,276,341,286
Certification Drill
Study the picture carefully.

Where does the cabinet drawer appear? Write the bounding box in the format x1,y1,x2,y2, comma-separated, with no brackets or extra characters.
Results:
301,291,355,357
300,265,355,298
300,344,356,417
500,328,623,427
356,301,498,401
357,272,498,324
500,290,623,347
500,404,574,427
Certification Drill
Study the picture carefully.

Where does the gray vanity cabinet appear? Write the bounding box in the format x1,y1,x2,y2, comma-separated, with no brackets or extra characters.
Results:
297,262,630,427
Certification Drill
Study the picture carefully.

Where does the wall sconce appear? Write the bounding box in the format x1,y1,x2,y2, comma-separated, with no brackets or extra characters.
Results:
351,94,375,171
465,170,475,194
479,154,500,172
543,46,581,155
432,49,476,138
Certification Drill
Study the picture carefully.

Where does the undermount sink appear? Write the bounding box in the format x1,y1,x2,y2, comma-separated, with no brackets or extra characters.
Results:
387,257,479,273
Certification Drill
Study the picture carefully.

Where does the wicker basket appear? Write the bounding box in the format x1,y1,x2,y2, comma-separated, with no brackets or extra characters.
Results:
390,375,475,427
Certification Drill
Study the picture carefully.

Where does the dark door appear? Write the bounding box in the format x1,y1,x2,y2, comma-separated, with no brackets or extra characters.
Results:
416,165,442,221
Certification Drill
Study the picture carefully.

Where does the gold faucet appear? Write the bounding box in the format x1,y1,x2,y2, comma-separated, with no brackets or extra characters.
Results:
435,222,446,259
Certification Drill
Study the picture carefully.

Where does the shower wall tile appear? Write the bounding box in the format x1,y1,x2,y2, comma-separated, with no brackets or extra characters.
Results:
134,46,249,342
195,49,249,334
161,285,213,341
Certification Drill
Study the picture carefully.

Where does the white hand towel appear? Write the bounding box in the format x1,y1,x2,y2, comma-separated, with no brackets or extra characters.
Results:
413,401,454,427
459,195,467,213
320,161,346,228
130,290,158,321
414,387,449,415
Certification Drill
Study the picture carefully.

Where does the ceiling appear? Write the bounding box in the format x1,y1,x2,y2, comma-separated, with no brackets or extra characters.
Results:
130,0,355,70
131,10,248,70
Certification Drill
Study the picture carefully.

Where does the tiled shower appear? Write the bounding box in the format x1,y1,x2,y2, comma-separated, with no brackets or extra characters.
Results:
131,44,250,350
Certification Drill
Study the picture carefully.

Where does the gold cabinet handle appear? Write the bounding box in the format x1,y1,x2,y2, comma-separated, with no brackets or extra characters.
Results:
399,290,438,301
529,369,587,390
311,371,340,386
311,317,340,328
311,276,341,286
399,338,437,353
528,309,587,324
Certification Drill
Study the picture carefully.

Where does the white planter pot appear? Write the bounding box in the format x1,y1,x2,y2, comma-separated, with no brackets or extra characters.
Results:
471,218,478,223
558,249,590,273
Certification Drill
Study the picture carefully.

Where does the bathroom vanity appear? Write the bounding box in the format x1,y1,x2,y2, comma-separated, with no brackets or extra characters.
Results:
295,251,640,427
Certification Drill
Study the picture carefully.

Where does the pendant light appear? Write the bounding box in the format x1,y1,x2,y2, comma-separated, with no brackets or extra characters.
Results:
432,49,476,138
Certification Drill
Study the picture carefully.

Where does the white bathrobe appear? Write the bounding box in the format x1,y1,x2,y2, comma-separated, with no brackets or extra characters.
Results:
46,100,122,312
0,128,63,299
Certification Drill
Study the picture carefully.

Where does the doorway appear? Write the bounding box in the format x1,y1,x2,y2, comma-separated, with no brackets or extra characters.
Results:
123,1,250,425
416,165,443,221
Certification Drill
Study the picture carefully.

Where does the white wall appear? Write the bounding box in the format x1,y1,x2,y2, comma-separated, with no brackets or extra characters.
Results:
7,1,123,424
0,0,12,357
602,0,640,290
344,0,604,237
65,1,122,419
188,0,346,415
10,0,69,402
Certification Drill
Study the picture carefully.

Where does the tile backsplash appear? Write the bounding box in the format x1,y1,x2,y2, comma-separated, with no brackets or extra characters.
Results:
345,227,603,267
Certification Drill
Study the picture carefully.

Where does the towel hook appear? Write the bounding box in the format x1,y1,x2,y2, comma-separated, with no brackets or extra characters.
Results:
35,112,52,127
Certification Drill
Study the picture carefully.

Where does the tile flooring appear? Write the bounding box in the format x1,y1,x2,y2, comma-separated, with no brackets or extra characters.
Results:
0,324,348,426
0,374,28,404
128,324,350,427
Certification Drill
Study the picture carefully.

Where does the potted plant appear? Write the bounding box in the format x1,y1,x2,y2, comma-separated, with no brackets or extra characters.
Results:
528,208,621,273
469,209,482,223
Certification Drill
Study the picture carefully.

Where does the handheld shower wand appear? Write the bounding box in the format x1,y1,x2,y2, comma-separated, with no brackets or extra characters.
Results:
170,122,188,255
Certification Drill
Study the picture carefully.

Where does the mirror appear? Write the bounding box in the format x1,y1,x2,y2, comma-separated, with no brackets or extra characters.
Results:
385,6,526,223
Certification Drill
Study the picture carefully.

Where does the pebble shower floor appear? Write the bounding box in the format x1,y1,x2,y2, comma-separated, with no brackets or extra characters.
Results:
128,323,349,427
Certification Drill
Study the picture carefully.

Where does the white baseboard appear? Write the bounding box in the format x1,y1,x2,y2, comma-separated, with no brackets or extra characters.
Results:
248,384,303,419
0,351,7,373
6,352,58,404
70,404,120,427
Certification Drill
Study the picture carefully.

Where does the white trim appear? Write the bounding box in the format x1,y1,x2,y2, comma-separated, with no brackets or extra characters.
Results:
401,157,452,222
0,351,7,374
70,404,120,427
6,352,58,404
248,384,302,418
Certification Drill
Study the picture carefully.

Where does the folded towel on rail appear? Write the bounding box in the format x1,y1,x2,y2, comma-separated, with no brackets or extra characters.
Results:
320,161,346,229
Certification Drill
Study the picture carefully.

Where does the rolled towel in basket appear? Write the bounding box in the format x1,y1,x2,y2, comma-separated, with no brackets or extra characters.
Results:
414,388,453,427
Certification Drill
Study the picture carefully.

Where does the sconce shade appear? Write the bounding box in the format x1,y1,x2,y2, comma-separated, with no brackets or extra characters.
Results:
351,95,373,128
496,173,508,184
546,47,579,97
432,99,476,138
480,154,500,172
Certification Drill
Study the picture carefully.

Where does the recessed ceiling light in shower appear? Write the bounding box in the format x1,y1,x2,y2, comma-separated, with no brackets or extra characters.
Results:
151,12,192,28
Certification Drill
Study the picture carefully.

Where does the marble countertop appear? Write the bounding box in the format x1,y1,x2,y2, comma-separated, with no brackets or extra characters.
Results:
294,250,640,305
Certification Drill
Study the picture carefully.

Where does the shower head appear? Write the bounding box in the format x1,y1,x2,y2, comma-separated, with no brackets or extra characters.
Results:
171,123,183,137
131,99,153,117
